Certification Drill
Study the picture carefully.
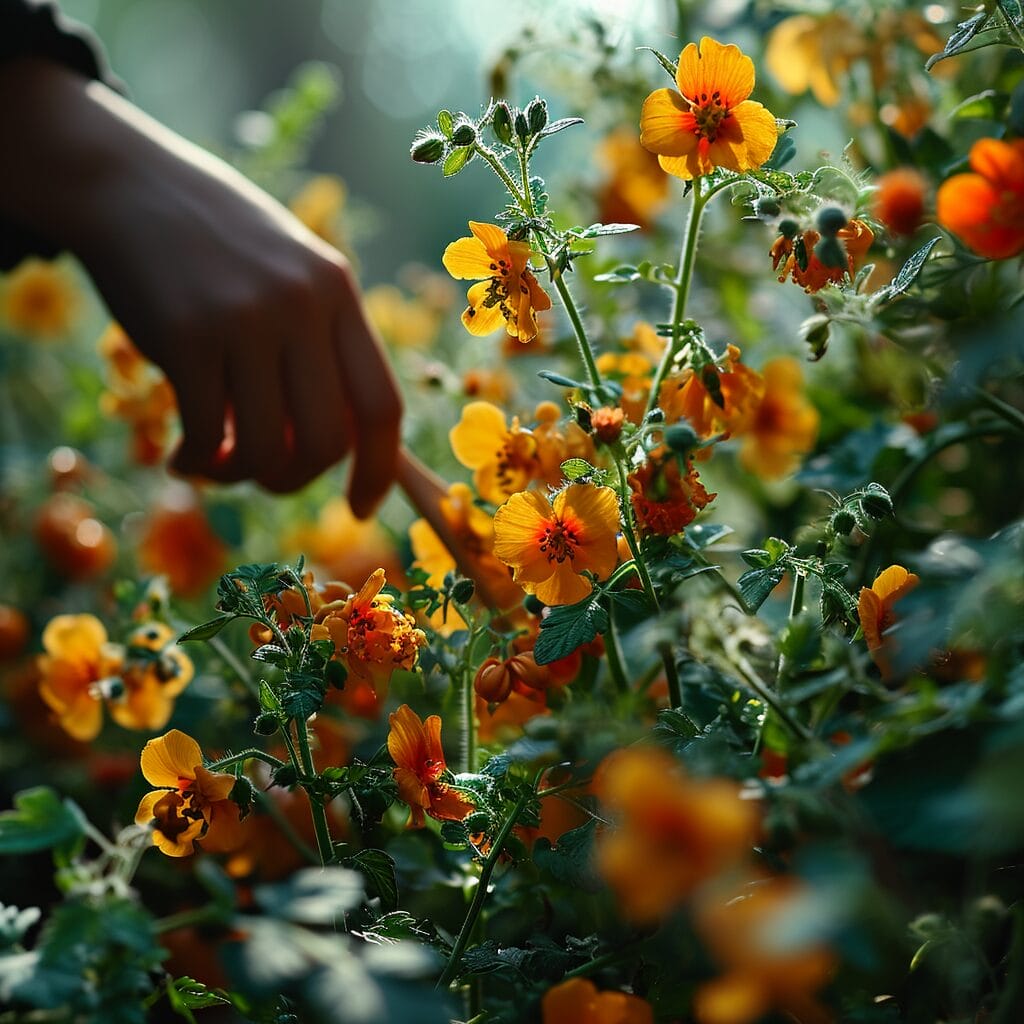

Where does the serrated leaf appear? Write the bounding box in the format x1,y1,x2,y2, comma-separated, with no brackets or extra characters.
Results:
737,564,787,611
560,457,595,481
481,753,512,779
579,222,639,237
638,45,678,79
534,596,608,665
0,789,84,856
347,849,398,912
251,643,288,665
177,615,234,644
443,146,472,177
540,116,584,137
281,685,324,721
609,589,652,614
533,821,598,888
925,11,991,69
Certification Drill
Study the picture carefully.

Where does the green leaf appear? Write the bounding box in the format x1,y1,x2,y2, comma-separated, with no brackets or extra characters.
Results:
766,133,796,170
925,10,991,69
281,684,324,721
534,595,608,665
737,564,787,611
540,116,584,137
537,370,586,388
258,679,283,716
741,548,773,569
577,222,639,237
685,523,733,550
169,976,231,1011
436,109,454,138
950,89,1008,121
638,46,678,79
442,146,472,177
533,821,599,888
251,643,289,666
609,589,652,614
177,615,234,644
254,867,364,924
593,264,640,284
0,788,84,856
881,236,941,300
560,458,596,481
346,849,398,912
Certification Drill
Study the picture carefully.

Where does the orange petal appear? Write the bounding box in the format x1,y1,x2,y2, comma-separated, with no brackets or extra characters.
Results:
857,587,884,651
428,782,474,822
140,729,202,787
351,567,387,608
449,401,508,469
710,101,778,173
658,150,706,181
135,789,165,826
201,799,245,853
394,766,430,826
442,235,494,280
676,37,755,108
969,138,1024,193
871,564,919,604
42,613,108,663
534,560,593,606
542,978,599,1024
493,489,553,571
468,221,512,259
937,172,1024,260
388,704,427,771
640,88,697,158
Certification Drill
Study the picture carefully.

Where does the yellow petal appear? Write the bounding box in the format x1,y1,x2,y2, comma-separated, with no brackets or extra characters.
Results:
442,235,493,280
657,151,706,181
140,729,202,787
710,101,778,173
449,401,508,469
469,221,511,258
676,37,755,107
135,789,165,826
42,613,107,663
493,490,552,570
640,88,697,158
534,562,593,606
461,280,508,337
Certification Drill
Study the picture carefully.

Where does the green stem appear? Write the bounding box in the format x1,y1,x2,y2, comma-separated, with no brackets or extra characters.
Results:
776,571,806,687
207,749,285,773
691,550,753,615
293,721,334,867
208,635,261,701
645,176,707,416
970,385,1024,434
732,652,813,743
463,663,477,774
605,605,630,695
437,788,533,990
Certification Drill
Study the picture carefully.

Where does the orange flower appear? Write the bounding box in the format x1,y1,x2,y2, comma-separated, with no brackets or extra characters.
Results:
450,401,541,505
596,126,670,230
463,366,516,406
629,454,716,537
442,221,551,342
775,220,875,292
874,168,928,238
0,603,30,662
590,406,625,445
493,484,620,606
764,13,860,107
1,258,80,338
37,614,125,742
694,877,835,1024
109,622,194,732
135,730,243,857
937,138,1024,260
34,493,117,581
737,359,819,479
476,688,549,743
542,978,653,1024
387,704,474,828
857,564,919,677
322,569,426,700
98,324,177,466
640,37,778,180
594,747,759,924
137,488,228,599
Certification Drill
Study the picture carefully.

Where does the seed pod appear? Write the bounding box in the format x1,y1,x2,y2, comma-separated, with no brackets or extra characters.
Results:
829,508,858,536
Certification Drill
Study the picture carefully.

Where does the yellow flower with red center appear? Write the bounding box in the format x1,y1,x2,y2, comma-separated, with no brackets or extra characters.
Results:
542,978,653,1024
37,614,125,742
1,258,80,338
764,13,861,108
736,359,818,480
628,454,716,537
387,704,474,828
774,221,875,293
442,221,551,342
640,37,778,181
322,569,426,699
594,747,759,924
857,564,919,677
135,729,244,857
937,138,1024,260
493,484,620,606
450,401,540,505
694,876,835,1024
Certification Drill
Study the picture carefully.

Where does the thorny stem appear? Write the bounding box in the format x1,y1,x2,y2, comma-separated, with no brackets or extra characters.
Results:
437,787,534,990
294,720,334,867
732,651,813,743
206,748,286,773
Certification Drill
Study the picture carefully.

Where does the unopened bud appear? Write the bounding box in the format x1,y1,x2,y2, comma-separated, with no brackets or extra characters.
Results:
410,133,446,164
492,102,513,144
816,206,848,236
526,97,548,134
451,578,476,605
830,508,858,536
272,764,298,788
664,422,699,454
815,235,847,269
755,197,781,219
451,121,476,146
778,218,800,239
860,486,894,520
474,657,513,703
514,111,530,144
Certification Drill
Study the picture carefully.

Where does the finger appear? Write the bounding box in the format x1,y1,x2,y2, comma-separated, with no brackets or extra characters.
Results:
168,355,228,477
334,308,402,519
278,325,351,492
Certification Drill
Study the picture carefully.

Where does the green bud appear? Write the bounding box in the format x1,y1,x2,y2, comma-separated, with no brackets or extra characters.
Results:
410,132,446,164
644,408,665,424
451,578,476,604
816,206,848,236
815,235,847,269
272,764,298,788
451,121,476,146
526,96,548,134
524,594,545,616
664,422,699,454
465,811,490,833
829,508,858,536
860,486,894,520
755,197,781,219
492,102,513,144
778,218,800,239
254,713,280,736
514,111,530,144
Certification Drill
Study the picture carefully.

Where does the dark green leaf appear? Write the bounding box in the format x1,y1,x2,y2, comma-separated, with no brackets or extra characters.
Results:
609,589,652,614
685,523,733,550
925,11,991,69
638,46,678,79
741,548,772,569
0,788,84,856
169,976,231,1011
534,596,608,665
737,564,787,611
881,236,942,301
540,116,584,137
178,615,234,644
533,821,599,889
593,265,640,284
347,849,398,912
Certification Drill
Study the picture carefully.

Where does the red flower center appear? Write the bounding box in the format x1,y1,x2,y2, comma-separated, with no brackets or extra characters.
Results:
538,517,581,564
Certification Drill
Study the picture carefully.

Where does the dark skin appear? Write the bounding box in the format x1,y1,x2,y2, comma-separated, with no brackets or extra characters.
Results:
0,57,401,515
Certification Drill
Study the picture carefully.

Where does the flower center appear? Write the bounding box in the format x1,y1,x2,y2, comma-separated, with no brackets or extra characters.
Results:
689,91,729,142
538,518,580,564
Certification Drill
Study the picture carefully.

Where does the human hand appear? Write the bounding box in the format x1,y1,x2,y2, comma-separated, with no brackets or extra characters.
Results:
0,60,401,513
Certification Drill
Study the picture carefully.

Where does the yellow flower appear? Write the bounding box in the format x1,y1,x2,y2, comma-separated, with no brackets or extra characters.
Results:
322,569,426,699
764,14,859,107
37,614,125,742
135,729,244,857
109,622,194,732
542,978,653,1024
1,258,80,338
594,747,759,924
640,37,778,180
388,704,474,829
492,484,619,606
364,283,441,349
857,564,919,678
289,174,346,245
737,359,819,480
694,877,835,1024
442,221,551,343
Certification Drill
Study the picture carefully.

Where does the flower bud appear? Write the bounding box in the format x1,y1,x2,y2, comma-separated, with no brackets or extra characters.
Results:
507,652,550,691
492,102,513,145
664,422,699,454
474,657,513,703
829,508,858,536
816,206,848,236
591,406,625,444
755,197,781,219
514,111,530,145
451,121,477,146
410,132,446,164
778,218,800,239
526,96,548,134
451,578,476,605
254,713,279,736
859,486,894,520
272,764,298,788
524,594,545,616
